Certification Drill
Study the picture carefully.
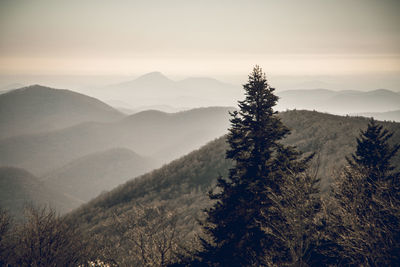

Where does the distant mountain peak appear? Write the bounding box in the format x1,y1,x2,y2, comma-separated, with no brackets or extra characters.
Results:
19,84,50,91
135,71,171,82
124,109,169,122
368,88,396,94
112,71,174,88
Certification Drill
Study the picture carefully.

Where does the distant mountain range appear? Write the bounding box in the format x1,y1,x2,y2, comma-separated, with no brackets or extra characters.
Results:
0,85,123,139
276,88,400,118
3,75,399,119
81,72,400,120
81,72,243,109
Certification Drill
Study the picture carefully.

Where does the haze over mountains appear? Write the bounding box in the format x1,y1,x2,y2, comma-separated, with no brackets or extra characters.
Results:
1,81,399,220
0,84,237,217
276,88,400,117
76,72,400,121
353,110,400,122
4,73,396,120
81,72,243,111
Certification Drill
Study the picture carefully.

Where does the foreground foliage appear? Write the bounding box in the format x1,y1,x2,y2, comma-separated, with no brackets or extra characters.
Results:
0,206,88,266
318,119,400,266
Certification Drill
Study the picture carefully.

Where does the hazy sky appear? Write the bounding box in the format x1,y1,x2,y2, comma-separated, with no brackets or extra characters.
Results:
0,0,399,77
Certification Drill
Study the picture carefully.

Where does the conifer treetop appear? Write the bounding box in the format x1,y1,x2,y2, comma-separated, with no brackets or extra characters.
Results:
347,118,400,181
194,66,316,266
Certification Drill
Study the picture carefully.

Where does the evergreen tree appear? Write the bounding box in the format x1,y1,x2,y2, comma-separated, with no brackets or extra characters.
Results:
191,66,317,266
347,118,399,185
329,119,400,265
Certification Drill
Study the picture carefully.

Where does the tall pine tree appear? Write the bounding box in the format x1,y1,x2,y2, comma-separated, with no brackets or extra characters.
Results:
192,66,318,266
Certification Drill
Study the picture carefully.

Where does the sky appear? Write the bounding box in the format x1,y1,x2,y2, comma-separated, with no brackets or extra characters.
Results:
0,0,399,85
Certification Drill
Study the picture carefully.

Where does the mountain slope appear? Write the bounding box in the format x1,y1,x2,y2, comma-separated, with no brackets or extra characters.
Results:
68,110,400,235
0,167,81,220
43,148,157,203
0,107,233,175
0,85,123,139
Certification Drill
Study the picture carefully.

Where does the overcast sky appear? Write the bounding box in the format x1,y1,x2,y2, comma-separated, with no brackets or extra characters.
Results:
0,0,399,77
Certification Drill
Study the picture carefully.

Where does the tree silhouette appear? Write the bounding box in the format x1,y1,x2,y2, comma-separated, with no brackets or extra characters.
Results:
347,119,399,185
189,66,317,266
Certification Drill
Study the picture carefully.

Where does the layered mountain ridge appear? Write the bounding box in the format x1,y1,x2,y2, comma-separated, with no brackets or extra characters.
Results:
0,85,123,139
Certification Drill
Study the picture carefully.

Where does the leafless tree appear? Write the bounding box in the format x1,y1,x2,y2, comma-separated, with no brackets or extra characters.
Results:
113,204,186,266
9,205,87,266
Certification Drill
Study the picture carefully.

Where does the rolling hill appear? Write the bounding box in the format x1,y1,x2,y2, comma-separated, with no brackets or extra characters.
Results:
0,107,233,175
0,167,82,220
0,85,123,139
43,148,157,203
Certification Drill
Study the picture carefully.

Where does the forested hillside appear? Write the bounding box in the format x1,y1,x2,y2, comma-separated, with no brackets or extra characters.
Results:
67,110,400,264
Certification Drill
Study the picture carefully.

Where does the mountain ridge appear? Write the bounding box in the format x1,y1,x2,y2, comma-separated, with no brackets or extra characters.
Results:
0,84,123,139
